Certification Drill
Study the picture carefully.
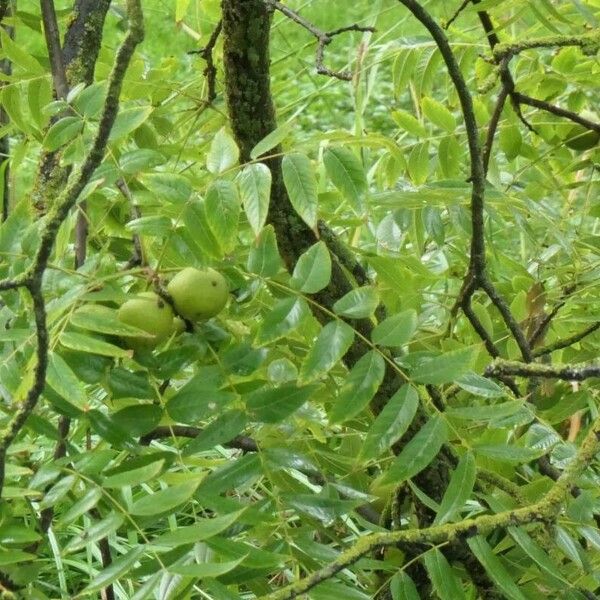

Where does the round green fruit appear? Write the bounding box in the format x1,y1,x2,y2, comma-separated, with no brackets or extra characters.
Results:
167,267,229,321
118,291,175,349
564,124,599,151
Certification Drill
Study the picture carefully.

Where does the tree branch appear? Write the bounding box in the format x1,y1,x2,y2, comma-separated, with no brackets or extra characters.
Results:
485,359,600,381
532,321,600,357
265,0,374,81
0,0,144,499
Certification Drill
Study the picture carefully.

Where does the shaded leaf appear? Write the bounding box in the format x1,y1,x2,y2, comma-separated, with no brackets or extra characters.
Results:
380,416,447,484
361,385,419,460
329,351,385,423
298,321,355,384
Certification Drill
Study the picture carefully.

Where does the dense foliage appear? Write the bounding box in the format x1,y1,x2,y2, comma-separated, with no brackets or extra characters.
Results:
0,1,598,599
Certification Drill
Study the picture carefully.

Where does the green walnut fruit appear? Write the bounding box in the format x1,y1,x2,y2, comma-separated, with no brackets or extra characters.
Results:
167,267,228,321
118,291,175,349
564,124,600,151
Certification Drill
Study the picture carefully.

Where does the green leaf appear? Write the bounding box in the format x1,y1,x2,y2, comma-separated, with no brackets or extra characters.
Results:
109,106,152,141
282,153,318,228
360,385,419,460
421,96,456,132
182,410,247,455
508,526,569,587
467,536,528,600
323,147,367,210
104,459,165,488
126,215,171,236
59,332,130,358
390,571,420,600
250,122,292,159
107,368,155,399
333,286,379,319
111,405,163,437
372,309,417,346
151,510,245,547
0,29,45,74
423,549,466,600
499,123,522,160
46,352,87,410
167,372,236,425
392,48,418,98
255,297,308,344
139,172,192,204
411,346,478,385
65,512,124,553
168,557,246,578
246,384,320,423
391,109,427,137
57,488,103,527
119,149,165,174
283,494,362,524
329,351,385,423
291,241,332,294
473,444,545,463
83,546,145,594
247,225,282,277
43,116,83,152
407,142,430,185
239,163,271,236
205,179,240,253
87,410,136,449
206,127,239,174
198,454,262,495
434,452,476,524
446,400,525,421
454,372,505,398
298,321,355,384
71,304,153,338
380,415,447,484
131,481,199,516
0,549,36,566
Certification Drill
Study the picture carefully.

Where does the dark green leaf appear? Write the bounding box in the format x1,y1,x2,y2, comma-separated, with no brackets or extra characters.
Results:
380,416,447,484
329,351,385,423
246,384,320,423
361,385,419,460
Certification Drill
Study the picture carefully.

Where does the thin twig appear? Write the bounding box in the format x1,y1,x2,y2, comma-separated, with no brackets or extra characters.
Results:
533,322,600,358
482,85,509,175
444,0,471,30
513,92,600,134
40,0,69,99
266,0,374,81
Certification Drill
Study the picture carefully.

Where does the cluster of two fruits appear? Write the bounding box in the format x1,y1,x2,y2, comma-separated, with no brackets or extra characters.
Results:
117,267,228,349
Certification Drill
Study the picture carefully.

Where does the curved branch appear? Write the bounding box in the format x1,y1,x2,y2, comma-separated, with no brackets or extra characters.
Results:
533,321,600,358
260,414,600,599
0,0,144,499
